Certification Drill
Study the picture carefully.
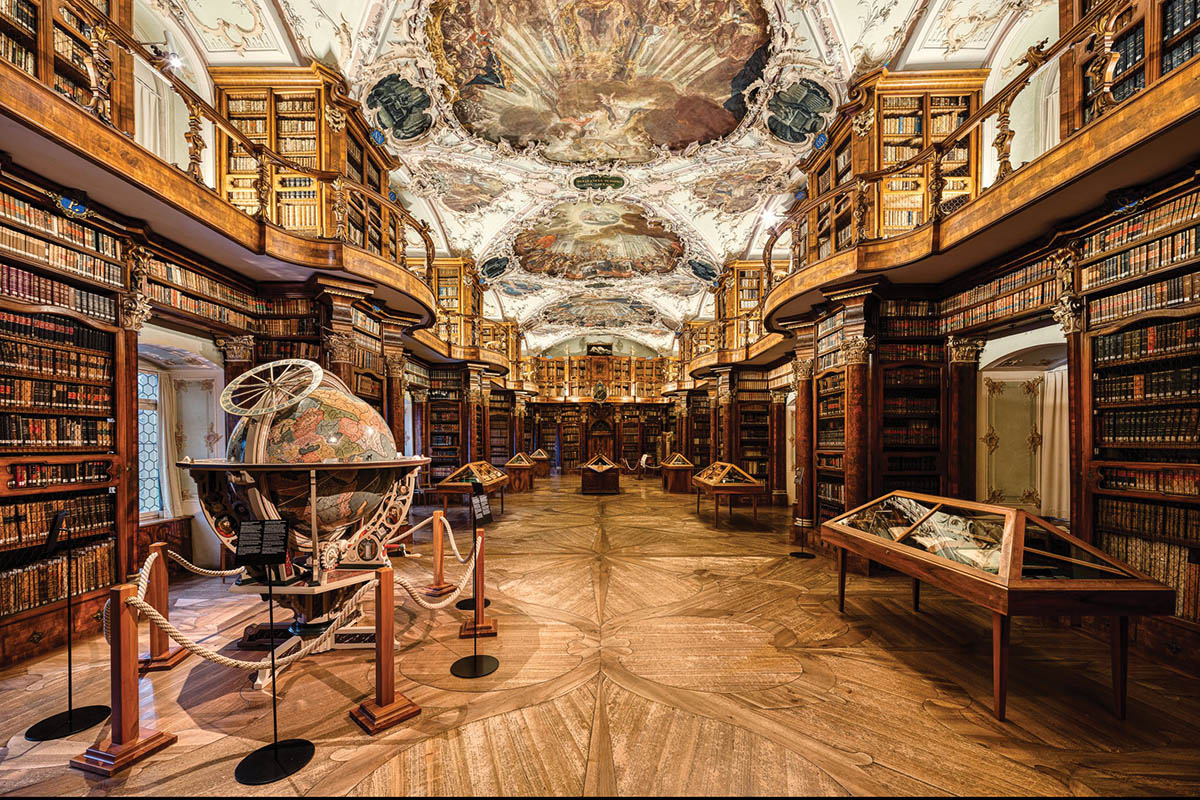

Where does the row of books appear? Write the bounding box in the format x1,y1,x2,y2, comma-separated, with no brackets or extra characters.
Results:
883,366,939,387
0,264,114,321
0,0,36,33
1095,407,1199,445
816,452,843,470
878,342,944,362
0,31,34,74
147,257,260,312
817,480,845,504
256,341,319,361
881,117,922,135
882,395,939,414
1093,365,1199,404
940,280,1053,333
882,419,939,447
817,372,844,394
1162,25,1200,74
227,97,268,114
1080,225,1197,290
52,27,88,71
816,328,844,355
1094,316,1200,362
880,299,936,317
1,223,123,287
276,97,316,113
278,203,320,230
881,209,923,230
940,257,1055,314
254,317,317,336
1079,189,1200,260
0,416,114,449
53,72,90,106
355,373,382,399
1088,273,1199,325
880,318,940,337
147,283,253,328
1099,466,1199,497
0,491,115,548
0,189,121,260
1,342,112,382
817,349,844,372
0,377,112,412
1096,496,1199,543
1098,533,1197,619
818,396,843,417
884,475,942,493
0,310,112,350
0,539,114,618
885,454,938,473
5,460,111,490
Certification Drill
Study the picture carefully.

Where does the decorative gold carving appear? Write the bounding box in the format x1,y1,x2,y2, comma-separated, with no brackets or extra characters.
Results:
332,177,348,241
324,104,347,132
44,192,93,220
1085,14,1123,120
842,335,874,365
173,422,186,454
791,357,813,389
1023,376,1044,396
984,487,1005,504
1052,294,1083,335
770,389,789,405
253,153,272,221
84,21,114,124
853,178,870,243
204,425,221,455
1027,423,1043,454
947,336,986,364
410,388,428,403
992,87,1024,183
981,425,1000,453
1019,37,1050,69
183,98,206,183
1020,488,1042,507
852,106,875,138
984,378,1005,396
120,292,152,331
929,153,946,222
215,335,255,363
324,332,356,364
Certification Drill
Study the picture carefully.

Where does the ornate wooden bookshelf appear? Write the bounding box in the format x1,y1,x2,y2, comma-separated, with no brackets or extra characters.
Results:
0,170,129,665
488,390,512,466
814,308,847,523
428,367,463,482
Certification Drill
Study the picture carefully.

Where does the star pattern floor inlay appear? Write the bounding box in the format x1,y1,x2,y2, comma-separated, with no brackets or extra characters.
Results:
2,475,1199,796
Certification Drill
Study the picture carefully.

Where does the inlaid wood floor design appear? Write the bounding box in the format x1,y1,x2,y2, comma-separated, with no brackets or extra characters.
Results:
3,476,1200,796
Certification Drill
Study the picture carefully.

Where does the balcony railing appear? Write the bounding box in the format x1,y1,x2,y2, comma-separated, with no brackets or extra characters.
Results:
762,0,1142,288
41,0,437,285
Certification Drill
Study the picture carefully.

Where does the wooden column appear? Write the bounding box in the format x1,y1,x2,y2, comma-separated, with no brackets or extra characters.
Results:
384,351,408,451
1059,299,1086,531
514,395,527,455
674,394,688,459
843,335,874,511
72,585,177,775
792,355,815,545
465,368,485,462
769,389,788,505
215,335,255,439
946,336,984,500
715,368,735,463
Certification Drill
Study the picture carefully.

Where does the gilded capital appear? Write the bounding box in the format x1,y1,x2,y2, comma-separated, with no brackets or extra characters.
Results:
324,331,357,364
385,352,408,377
1052,294,1084,335
216,334,255,363
947,336,986,364
120,292,152,331
770,388,789,404
842,335,874,365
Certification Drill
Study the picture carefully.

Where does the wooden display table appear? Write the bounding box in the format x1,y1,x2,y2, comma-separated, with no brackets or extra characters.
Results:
505,453,535,493
660,453,694,494
822,491,1176,721
580,452,620,495
433,461,509,515
531,449,551,478
691,462,765,527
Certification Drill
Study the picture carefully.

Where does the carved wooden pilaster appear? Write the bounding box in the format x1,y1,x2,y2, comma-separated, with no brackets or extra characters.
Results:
385,352,408,451
183,98,206,184
323,331,357,385
791,355,814,542
843,336,873,511
216,335,255,437
947,336,984,499
769,388,789,505
410,388,429,457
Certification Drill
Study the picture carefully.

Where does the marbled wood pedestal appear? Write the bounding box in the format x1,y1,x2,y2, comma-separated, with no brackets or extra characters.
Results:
508,464,534,493
350,696,421,735
70,730,178,777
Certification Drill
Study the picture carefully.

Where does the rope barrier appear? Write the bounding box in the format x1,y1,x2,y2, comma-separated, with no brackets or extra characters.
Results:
393,535,483,609
440,517,471,564
165,549,244,578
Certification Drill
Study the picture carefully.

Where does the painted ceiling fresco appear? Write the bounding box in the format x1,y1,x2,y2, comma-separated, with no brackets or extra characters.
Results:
153,0,1054,352
512,201,683,279
427,0,770,163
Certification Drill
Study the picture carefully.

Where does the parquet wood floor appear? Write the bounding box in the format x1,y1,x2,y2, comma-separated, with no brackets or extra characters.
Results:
2,475,1199,796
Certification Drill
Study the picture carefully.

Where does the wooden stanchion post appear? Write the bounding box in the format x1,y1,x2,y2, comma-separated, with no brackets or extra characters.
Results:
423,510,454,597
72,584,177,776
459,529,497,639
351,566,420,734
139,543,189,672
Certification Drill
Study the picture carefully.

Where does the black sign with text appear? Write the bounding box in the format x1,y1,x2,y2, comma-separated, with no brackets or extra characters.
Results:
235,520,289,567
470,482,493,526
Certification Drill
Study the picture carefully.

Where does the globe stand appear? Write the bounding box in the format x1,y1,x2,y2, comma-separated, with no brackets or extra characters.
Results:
26,512,110,741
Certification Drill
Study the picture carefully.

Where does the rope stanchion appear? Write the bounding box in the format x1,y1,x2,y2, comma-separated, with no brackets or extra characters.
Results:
459,528,496,639
350,565,420,734
423,511,454,597
394,536,482,610
139,543,190,672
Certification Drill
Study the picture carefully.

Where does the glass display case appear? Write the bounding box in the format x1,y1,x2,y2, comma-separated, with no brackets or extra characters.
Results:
530,448,551,478
823,491,1175,721
433,460,509,514
580,452,619,494
691,462,766,527
661,452,695,494
504,452,535,493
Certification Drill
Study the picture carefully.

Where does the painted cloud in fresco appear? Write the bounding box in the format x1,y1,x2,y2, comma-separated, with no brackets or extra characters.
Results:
366,74,434,139
767,79,834,144
690,161,786,213
428,0,770,163
513,201,684,279
414,158,508,212
532,294,661,329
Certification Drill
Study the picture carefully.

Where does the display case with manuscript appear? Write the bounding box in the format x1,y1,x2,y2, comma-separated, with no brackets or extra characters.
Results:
530,447,552,478
504,452,534,493
823,491,1175,720
580,452,619,495
433,460,508,514
661,452,694,494
691,462,766,527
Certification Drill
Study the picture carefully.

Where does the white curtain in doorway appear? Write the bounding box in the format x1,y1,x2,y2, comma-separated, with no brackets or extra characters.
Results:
159,375,185,518
1039,368,1071,520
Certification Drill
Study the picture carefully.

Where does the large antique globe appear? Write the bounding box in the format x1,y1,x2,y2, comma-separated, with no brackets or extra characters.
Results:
226,361,396,538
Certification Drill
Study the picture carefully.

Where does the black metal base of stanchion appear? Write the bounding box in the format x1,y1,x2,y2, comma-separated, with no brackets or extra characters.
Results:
234,738,315,785
454,597,491,611
450,654,498,679
789,551,816,560
25,704,110,742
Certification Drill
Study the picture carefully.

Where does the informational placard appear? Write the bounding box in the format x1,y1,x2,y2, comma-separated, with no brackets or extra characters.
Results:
236,520,289,567
470,482,493,526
